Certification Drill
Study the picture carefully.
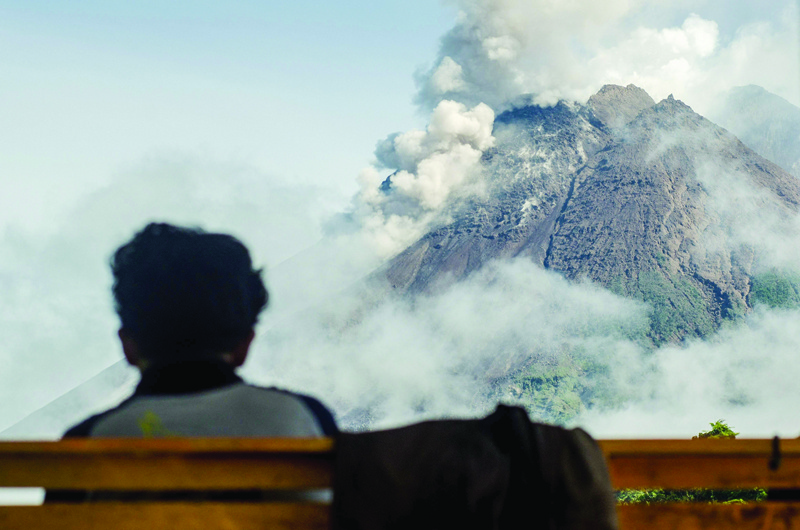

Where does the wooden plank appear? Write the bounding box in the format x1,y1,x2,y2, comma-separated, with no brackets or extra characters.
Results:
0,454,332,489
5,437,800,490
0,439,334,489
0,438,334,455
600,439,800,456
607,455,800,489
0,502,329,530
600,439,800,489
617,502,800,530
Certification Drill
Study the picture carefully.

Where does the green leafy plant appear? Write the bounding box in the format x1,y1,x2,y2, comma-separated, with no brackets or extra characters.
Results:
693,419,738,440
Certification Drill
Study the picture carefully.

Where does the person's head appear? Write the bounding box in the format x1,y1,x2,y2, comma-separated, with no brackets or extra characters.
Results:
111,222,268,368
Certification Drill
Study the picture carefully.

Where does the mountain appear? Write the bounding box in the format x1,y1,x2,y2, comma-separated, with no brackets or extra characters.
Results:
383,85,800,344
708,85,800,178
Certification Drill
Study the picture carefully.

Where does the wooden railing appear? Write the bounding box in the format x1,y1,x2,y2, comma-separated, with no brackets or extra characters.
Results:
1,437,799,529
603,438,800,529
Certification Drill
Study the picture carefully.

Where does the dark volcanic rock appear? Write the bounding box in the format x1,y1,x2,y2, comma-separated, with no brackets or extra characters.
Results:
382,85,800,343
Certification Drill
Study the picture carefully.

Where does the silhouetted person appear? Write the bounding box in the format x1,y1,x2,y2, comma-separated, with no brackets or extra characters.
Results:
63,222,336,438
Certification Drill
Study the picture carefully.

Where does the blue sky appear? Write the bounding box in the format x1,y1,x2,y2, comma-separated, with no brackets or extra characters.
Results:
2,0,800,440
0,1,455,237
0,0,795,241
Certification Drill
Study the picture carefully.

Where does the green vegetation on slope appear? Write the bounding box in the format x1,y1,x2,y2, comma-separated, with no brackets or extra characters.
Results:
750,270,800,308
506,351,633,425
507,356,588,423
609,271,715,345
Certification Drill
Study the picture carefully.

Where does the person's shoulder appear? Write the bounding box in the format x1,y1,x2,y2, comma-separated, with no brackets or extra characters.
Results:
61,396,138,438
245,384,339,436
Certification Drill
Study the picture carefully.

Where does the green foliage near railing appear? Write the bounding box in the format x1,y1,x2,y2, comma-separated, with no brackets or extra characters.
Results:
617,488,766,504
617,420,767,504
693,419,738,440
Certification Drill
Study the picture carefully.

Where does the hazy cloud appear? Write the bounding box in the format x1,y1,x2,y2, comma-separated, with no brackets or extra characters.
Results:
0,154,344,433
430,56,467,94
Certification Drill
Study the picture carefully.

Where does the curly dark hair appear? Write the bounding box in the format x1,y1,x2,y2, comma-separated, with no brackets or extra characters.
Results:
111,223,268,359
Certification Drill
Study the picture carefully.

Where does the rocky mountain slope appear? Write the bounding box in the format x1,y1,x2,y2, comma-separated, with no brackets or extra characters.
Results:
382,85,800,343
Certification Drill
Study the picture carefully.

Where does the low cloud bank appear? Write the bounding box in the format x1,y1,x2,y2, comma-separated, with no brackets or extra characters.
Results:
245,258,650,430
249,253,800,439
581,307,800,438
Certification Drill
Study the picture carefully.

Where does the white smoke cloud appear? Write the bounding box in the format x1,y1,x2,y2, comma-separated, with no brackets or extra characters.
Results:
594,6,800,115
588,15,720,99
354,99,495,257
417,0,644,108
415,0,799,114
429,56,467,94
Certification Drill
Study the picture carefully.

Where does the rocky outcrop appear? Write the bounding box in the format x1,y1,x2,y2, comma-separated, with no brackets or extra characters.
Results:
587,83,655,129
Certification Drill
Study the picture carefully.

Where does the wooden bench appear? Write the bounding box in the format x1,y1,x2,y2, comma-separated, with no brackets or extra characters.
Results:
1,437,800,529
